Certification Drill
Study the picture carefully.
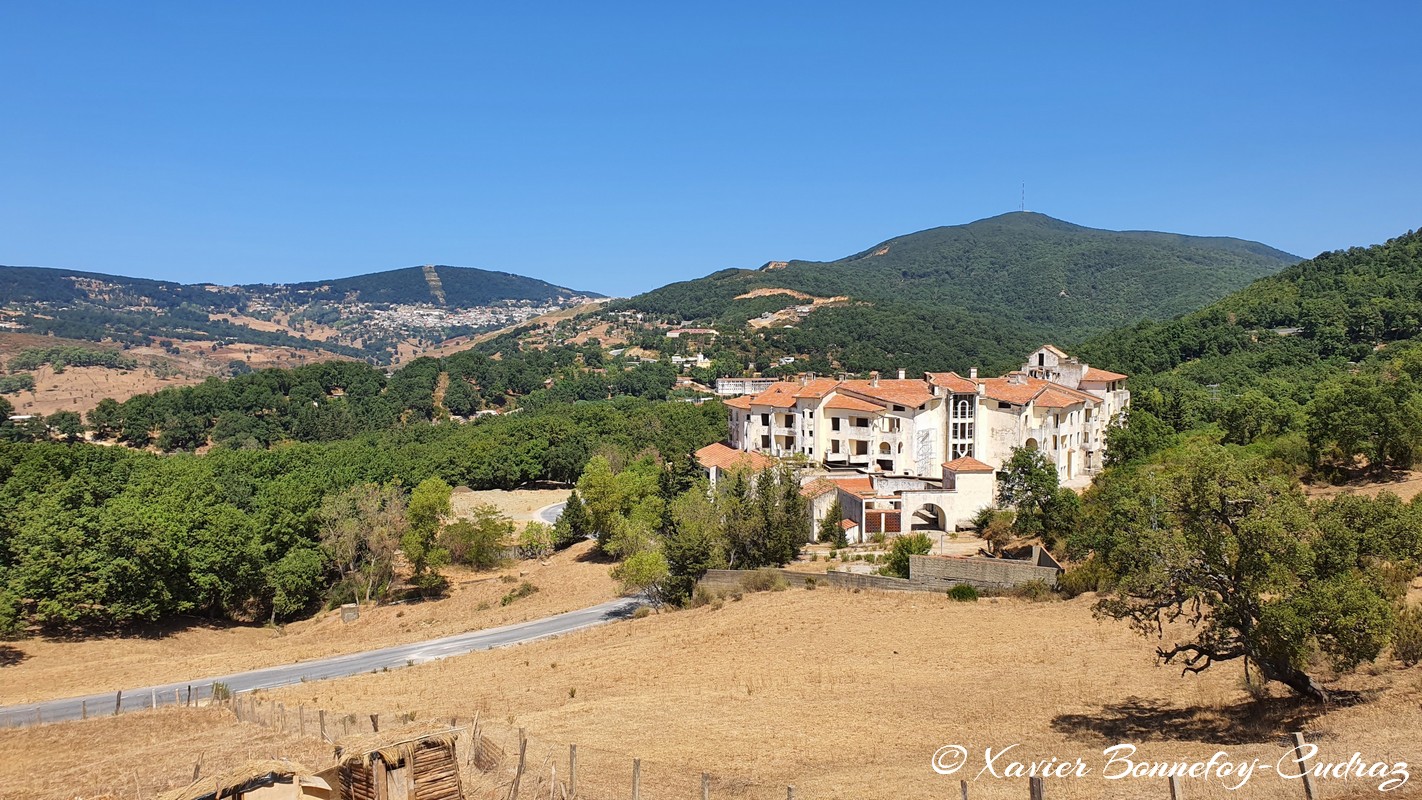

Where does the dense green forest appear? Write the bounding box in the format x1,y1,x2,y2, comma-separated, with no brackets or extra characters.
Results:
0,396,724,634
615,212,1297,374
1039,227,1422,698
1076,228,1422,472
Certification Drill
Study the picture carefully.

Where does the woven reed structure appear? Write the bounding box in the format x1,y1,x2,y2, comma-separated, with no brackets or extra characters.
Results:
336,732,462,800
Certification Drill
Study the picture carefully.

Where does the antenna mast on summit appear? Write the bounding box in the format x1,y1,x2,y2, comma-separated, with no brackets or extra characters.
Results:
1020,183,1026,212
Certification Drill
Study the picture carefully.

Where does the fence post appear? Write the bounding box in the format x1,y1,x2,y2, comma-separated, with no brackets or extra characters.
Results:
508,728,527,800
319,709,328,742
114,690,122,716
1289,733,1317,800
370,713,379,733
298,705,305,738
701,772,710,800
787,786,795,800
175,688,181,706
187,685,192,706
569,744,577,797
960,778,968,799
631,758,640,800
1169,775,1182,800
151,688,156,709
1028,776,1044,800
81,700,87,721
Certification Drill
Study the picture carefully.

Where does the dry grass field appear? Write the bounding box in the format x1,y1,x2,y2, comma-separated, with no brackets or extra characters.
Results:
1304,470,1422,503
450,487,570,524
0,332,343,417
4,586,1422,799
248,587,1422,800
0,707,329,800
0,540,617,706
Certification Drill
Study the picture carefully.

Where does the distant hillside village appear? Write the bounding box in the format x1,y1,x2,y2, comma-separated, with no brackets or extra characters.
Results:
700,345,1128,543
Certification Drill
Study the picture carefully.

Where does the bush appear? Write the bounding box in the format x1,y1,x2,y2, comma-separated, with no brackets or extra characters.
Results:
1010,579,1059,602
517,521,557,560
1396,604,1422,667
500,581,539,606
740,568,788,593
408,570,450,599
1058,557,1116,598
440,507,514,570
884,533,933,578
947,584,979,602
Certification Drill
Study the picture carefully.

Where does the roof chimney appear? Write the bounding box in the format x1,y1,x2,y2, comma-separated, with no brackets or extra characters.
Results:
897,368,906,380
969,367,978,380
870,371,880,387
799,374,807,386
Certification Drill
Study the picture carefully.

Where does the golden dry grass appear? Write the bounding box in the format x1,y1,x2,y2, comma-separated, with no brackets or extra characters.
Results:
0,540,617,706
254,587,1422,800
1304,471,1422,503
450,487,570,524
0,706,330,800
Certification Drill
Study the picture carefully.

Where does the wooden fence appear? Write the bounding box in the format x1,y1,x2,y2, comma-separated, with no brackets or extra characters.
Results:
222,694,1325,799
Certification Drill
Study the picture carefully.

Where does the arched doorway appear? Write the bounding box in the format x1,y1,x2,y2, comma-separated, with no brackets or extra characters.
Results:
911,502,948,533
1024,437,1039,451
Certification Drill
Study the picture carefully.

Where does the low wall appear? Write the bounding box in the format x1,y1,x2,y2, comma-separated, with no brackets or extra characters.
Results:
697,559,1056,595
908,554,1060,590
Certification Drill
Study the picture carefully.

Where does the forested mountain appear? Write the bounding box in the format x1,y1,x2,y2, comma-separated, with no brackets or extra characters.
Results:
1073,226,1422,474
616,212,1298,374
0,263,601,363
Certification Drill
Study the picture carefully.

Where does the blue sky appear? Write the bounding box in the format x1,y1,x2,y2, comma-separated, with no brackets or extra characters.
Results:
2,2,1419,297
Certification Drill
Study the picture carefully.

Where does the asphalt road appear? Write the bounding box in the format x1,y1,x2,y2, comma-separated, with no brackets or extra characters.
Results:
0,595,640,728
538,501,566,525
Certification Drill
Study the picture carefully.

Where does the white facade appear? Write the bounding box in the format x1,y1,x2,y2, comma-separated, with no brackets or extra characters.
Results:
725,346,1128,483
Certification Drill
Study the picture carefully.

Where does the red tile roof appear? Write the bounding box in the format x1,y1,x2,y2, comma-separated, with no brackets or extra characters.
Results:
824,394,884,412
1081,366,1128,382
980,374,1097,407
927,372,978,393
832,476,875,496
840,519,858,531
724,395,754,410
942,456,995,473
747,381,801,408
799,478,837,498
838,379,935,408
793,377,840,399
695,443,776,472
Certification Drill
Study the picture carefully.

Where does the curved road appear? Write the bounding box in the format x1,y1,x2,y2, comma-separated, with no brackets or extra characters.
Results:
0,596,640,728
538,501,566,525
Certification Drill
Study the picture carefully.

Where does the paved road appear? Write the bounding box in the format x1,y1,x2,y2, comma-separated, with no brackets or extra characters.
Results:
538,501,566,525
0,596,640,728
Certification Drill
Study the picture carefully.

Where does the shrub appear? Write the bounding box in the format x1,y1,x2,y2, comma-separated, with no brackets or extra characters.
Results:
440,507,513,570
632,606,653,619
804,576,817,590
1010,579,1058,602
1058,557,1116,598
517,522,557,560
884,533,933,578
947,584,979,602
740,568,788,593
500,581,539,606
1396,604,1422,667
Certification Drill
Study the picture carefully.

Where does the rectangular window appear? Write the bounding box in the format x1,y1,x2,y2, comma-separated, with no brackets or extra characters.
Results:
760,414,770,426
998,401,1012,410
761,435,770,449
832,418,841,432
952,422,974,440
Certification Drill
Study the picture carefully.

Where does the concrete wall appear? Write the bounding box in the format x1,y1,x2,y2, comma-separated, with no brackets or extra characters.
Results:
697,558,1059,596
909,554,1060,590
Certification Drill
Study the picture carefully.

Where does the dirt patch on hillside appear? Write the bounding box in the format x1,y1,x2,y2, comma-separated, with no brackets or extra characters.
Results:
0,539,615,706
1304,470,1422,503
451,487,570,523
